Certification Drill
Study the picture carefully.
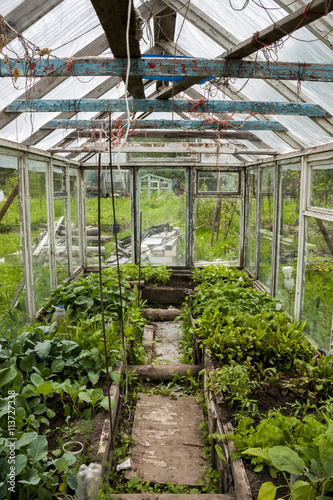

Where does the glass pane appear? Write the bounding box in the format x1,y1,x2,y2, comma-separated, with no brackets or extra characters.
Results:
276,164,301,315
302,217,333,350
195,197,241,266
245,168,257,274
139,168,186,266
69,169,80,270
54,197,68,283
29,160,51,310
85,169,131,266
53,166,65,193
0,156,26,333
198,171,239,193
258,166,275,289
310,165,333,210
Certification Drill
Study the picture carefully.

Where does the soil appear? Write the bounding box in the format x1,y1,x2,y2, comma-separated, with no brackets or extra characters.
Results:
209,353,307,500
45,382,110,463
149,274,196,291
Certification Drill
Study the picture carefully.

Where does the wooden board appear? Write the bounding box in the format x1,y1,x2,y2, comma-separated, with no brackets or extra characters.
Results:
125,394,207,486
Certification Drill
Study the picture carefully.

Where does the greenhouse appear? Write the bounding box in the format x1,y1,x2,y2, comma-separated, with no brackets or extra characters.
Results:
1,0,333,499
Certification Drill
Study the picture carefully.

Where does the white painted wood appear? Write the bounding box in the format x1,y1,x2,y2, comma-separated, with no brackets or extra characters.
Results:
294,156,308,319
46,159,57,290
18,153,35,319
65,166,73,277
50,143,277,155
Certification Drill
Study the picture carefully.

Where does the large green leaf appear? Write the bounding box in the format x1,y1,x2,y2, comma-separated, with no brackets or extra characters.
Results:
88,370,100,385
38,486,52,500
30,373,44,388
37,382,54,397
15,455,27,476
55,454,77,473
325,423,333,446
27,436,48,463
74,296,94,308
290,480,316,500
34,341,52,360
100,397,115,410
0,365,17,388
243,447,271,463
20,355,36,373
323,455,333,478
110,371,121,383
268,446,305,475
16,432,38,450
78,391,91,403
258,481,277,500
18,468,40,485
319,438,333,464
51,359,65,373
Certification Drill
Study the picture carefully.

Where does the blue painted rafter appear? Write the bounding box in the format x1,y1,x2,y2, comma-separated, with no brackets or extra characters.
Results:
5,99,330,117
1,57,333,81
42,119,287,131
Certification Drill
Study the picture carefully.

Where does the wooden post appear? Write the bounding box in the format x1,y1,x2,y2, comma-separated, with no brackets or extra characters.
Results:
0,184,19,222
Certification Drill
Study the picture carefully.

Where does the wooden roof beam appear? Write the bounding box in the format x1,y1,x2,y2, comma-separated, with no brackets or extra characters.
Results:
7,99,330,116
0,0,162,136
89,0,145,98
61,130,264,140
2,0,63,43
158,40,305,150
41,118,288,131
49,143,277,154
3,57,333,81
223,0,333,59
273,0,333,50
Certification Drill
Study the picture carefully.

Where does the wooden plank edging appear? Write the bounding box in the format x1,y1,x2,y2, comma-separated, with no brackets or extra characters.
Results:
97,361,123,474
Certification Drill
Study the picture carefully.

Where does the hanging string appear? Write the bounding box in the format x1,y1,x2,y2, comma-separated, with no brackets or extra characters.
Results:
109,124,128,400
97,152,114,452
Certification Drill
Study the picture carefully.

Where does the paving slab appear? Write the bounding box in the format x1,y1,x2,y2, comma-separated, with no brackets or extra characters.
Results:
125,394,207,486
154,321,182,363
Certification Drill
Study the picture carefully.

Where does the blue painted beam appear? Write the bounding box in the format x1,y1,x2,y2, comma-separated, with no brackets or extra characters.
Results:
1,57,333,81
42,119,287,131
6,99,330,117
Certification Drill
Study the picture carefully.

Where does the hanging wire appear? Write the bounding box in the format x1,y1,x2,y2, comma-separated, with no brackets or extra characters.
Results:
97,152,114,452
109,125,128,400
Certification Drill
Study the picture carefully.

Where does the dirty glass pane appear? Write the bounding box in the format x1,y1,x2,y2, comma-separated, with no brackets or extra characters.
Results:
53,166,68,283
276,164,301,315
69,169,80,270
258,166,275,289
139,168,186,266
85,169,131,266
0,155,26,334
245,168,257,274
29,159,51,310
302,217,333,350
310,164,333,210
197,171,239,193
195,197,241,266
